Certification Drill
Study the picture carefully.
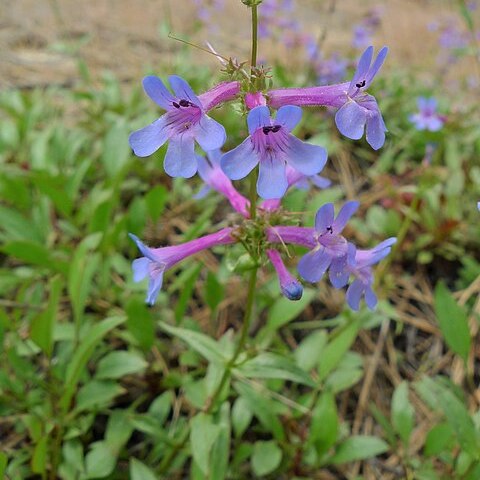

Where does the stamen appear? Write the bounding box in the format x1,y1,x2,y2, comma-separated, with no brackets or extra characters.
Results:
263,126,272,135
172,101,180,108
271,125,281,133
355,80,366,89
179,99,190,107
326,226,333,234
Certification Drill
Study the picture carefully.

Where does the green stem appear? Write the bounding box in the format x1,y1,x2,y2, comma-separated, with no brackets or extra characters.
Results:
206,265,258,413
250,4,258,74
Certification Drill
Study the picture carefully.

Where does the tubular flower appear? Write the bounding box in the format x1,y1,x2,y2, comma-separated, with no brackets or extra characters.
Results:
129,76,240,178
267,46,388,150
221,105,327,199
345,238,396,310
409,97,445,131
266,201,359,283
266,249,303,301
196,149,250,217
260,165,331,212
129,228,235,305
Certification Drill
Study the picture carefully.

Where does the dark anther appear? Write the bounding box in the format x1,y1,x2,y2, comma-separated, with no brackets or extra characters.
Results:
263,126,272,135
326,226,333,234
355,80,366,89
179,99,190,107
172,101,180,108
271,125,281,133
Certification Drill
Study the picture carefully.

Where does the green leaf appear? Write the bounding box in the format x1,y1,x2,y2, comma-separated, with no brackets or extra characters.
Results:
329,435,389,465
30,275,62,357
101,122,130,178
235,352,315,386
294,330,328,371
190,413,220,476
31,437,48,474
130,458,157,480
205,271,224,312
415,377,480,459
125,298,155,350
0,205,43,243
0,452,7,478
424,423,454,456
145,184,168,222
75,380,125,412
174,263,203,323
309,391,338,455
266,288,316,331
85,442,116,479
61,316,125,410
160,323,227,364
96,351,147,379
434,282,471,362
232,396,253,438
210,402,231,480
234,381,285,441
318,319,360,381
1,241,65,272
391,381,415,445
68,233,102,325
251,441,282,476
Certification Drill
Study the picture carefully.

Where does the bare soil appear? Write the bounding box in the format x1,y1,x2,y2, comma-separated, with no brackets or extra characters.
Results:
0,0,467,89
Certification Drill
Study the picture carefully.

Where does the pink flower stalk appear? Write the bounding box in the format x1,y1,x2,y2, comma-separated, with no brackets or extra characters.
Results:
260,166,331,212
268,46,388,150
196,149,250,217
245,92,267,109
130,228,236,305
129,76,240,178
266,249,303,300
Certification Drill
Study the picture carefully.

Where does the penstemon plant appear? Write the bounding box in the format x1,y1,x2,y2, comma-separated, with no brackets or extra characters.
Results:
128,0,396,476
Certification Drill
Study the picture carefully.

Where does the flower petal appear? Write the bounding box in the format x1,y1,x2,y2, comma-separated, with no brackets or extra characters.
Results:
314,203,335,232
146,269,164,305
311,175,332,189
247,106,270,134
364,286,378,310
329,255,350,288
142,76,175,110
194,114,226,151
332,201,360,233
164,136,198,178
366,110,387,150
129,233,157,262
257,158,288,199
221,138,259,180
275,105,302,132
346,279,364,311
335,101,367,140
364,46,388,88
169,75,201,106
284,135,328,176
129,116,169,157
298,248,332,283
132,257,150,282
349,46,373,93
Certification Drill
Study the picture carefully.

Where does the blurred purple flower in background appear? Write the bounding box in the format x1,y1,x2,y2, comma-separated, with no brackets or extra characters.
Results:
409,97,445,131
221,105,327,199
196,149,250,217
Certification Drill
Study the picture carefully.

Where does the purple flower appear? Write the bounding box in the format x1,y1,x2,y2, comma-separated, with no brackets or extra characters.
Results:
345,238,396,310
267,202,359,282
315,52,348,85
409,97,445,132
130,228,235,305
334,46,388,150
297,202,359,282
267,249,303,300
352,25,372,50
267,46,388,150
221,105,327,199
129,76,239,178
196,149,250,217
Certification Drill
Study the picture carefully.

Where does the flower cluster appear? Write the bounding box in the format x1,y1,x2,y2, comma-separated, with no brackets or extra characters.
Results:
128,45,395,310
409,97,445,132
